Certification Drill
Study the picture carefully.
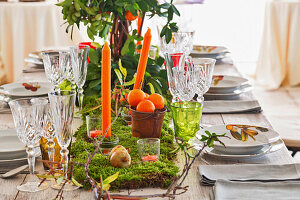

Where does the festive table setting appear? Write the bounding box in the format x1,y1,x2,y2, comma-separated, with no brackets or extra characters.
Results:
0,0,297,200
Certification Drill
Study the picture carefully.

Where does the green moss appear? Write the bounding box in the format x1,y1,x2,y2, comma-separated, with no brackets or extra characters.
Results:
71,96,179,190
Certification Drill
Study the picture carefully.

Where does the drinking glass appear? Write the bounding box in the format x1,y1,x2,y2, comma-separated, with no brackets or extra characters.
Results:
41,51,70,91
137,138,160,162
9,98,49,192
69,45,90,114
86,115,102,139
41,103,56,166
172,56,198,101
164,53,186,102
48,90,77,191
160,31,194,55
192,58,216,101
170,101,203,142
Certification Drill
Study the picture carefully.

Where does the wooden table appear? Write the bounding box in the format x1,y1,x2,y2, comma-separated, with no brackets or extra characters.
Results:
0,62,295,200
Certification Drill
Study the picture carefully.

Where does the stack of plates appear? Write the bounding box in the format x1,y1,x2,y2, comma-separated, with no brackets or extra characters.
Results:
24,51,44,66
195,125,284,160
204,75,251,100
0,129,27,167
0,82,51,113
190,45,229,60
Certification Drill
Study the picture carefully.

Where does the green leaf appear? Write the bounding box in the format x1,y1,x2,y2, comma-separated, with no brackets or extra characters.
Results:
89,79,101,88
165,28,172,44
118,59,127,78
160,3,170,9
167,7,173,22
147,82,155,94
114,68,123,85
102,172,119,185
121,36,134,56
87,26,95,41
160,25,167,37
137,1,149,12
133,2,140,10
124,76,136,86
89,48,99,64
171,5,180,16
72,177,83,187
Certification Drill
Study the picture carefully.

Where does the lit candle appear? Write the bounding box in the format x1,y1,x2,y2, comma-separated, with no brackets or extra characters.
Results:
102,42,111,138
134,28,152,89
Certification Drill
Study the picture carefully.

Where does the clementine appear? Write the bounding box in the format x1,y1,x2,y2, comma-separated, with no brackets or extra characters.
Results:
125,11,137,21
128,89,145,107
149,93,165,109
136,100,155,113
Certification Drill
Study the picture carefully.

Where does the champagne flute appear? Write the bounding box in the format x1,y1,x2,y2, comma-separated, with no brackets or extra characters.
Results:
48,90,77,191
69,45,90,115
9,98,49,192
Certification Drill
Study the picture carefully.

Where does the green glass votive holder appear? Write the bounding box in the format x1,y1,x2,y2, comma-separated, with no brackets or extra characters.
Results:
170,101,203,142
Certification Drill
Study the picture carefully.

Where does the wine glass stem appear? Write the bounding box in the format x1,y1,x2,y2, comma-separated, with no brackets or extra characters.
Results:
26,145,35,180
47,139,55,167
78,87,84,112
60,148,69,179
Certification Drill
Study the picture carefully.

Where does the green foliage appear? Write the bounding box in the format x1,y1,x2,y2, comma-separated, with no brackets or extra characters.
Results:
200,130,227,147
57,0,179,42
84,43,170,100
71,96,179,190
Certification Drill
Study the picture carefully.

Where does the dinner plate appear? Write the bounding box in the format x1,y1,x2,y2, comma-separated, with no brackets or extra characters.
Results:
204,85,252,100
0,129,26,160
197,125,280,154
191,45,228,58
203,139,284,160
210,75,248,90
0,82,51,97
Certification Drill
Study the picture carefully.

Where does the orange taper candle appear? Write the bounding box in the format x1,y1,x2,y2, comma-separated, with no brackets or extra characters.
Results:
102,42,111,137
134,28,152,89
136,13,142,53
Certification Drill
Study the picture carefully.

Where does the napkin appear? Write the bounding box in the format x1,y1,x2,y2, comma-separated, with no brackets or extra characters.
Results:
199,164,300,186
203,100,261,114
212,179,300,200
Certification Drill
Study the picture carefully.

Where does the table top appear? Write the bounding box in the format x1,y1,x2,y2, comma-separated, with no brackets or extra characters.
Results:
0,61,294,200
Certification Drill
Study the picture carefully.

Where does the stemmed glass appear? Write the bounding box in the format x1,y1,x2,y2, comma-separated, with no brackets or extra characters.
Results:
41,51,70,91
192,58,216,102
160,31,194,55
164,52,186,102
41,103,56,166
172,56,198,101
69,45,90,115
48,90,77,191
9,98,49,192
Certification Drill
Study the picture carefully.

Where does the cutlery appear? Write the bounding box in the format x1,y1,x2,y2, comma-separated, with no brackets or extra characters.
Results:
0,165,28,179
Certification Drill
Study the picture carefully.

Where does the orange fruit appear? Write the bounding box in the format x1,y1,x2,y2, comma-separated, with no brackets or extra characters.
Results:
125,11,137,21
149,93,165,110
136,100,155,113
128,89,145,107
145,93,149,99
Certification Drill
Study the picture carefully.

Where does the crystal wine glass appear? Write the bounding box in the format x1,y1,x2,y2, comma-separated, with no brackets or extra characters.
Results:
192,58,216,102
160,31,194,55
42,103,56,166
9,98,49,192
164,52,186,102
172,56,198,101
41,51,70,91
48,90,77,191
69,45,90,115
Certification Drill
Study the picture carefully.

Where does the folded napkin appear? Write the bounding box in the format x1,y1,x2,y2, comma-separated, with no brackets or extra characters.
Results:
212,179,300,200
199,164,300,186
203,100,261,114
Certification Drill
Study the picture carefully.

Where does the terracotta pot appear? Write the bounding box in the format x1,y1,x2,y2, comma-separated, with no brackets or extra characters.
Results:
130,108,166,138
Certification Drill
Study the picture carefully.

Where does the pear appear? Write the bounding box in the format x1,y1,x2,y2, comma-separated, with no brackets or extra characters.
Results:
109,145,131,168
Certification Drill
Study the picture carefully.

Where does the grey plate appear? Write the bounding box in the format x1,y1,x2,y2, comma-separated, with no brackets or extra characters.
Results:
0,129,26,160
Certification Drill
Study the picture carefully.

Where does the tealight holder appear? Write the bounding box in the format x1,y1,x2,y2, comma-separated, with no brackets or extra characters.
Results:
86,115,119,155
137,138,160,162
